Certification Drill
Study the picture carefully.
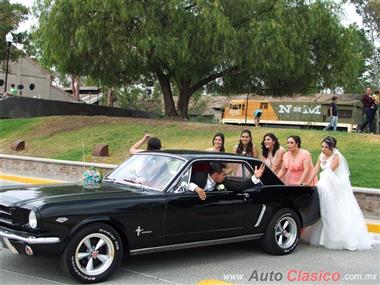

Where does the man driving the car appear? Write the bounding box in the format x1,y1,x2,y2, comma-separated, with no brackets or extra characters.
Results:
189,162,265,200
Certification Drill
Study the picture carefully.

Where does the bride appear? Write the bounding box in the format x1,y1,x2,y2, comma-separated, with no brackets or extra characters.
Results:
305,136,373,250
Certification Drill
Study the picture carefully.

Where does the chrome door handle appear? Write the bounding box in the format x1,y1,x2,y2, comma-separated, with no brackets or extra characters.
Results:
237,193,250,199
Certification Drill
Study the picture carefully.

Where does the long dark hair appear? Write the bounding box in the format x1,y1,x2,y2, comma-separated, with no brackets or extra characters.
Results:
236,129,253,156
212,132,225,152
261,132,280,158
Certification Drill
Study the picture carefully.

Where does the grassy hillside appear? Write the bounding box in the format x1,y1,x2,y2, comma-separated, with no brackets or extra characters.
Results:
1,116,379,188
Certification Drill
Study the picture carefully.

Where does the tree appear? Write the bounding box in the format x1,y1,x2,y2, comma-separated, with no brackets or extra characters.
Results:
210,1,369,94
34,0,367,118
0,0,28,63
352,0,380,89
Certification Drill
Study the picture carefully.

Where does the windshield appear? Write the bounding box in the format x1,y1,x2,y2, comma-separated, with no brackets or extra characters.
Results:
105,153,186,191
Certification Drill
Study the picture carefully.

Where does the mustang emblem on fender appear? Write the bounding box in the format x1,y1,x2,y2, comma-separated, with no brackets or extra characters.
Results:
56,217,68,223
135,226,152,237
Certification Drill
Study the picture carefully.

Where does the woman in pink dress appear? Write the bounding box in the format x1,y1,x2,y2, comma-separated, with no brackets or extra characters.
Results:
277,135,317,185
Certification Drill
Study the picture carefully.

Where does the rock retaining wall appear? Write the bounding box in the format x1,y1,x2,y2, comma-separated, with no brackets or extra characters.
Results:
0,154,116,182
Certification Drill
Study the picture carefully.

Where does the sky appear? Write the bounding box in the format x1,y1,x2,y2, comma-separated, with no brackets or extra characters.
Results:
10,0,363,33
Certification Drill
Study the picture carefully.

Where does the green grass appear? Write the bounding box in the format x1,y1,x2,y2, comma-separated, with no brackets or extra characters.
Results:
1,116,379,188
0,117,41,138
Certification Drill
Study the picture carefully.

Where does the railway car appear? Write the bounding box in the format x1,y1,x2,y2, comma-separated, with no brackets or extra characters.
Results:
221,99,362,132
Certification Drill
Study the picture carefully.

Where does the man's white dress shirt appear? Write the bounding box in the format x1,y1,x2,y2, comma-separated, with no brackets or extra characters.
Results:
189,174,261,192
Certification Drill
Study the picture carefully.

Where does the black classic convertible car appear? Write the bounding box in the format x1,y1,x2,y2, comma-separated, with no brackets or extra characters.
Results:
0,151,320,283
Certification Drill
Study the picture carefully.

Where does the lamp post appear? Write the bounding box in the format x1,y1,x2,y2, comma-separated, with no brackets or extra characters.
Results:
4,32,13,94
244,93,249,125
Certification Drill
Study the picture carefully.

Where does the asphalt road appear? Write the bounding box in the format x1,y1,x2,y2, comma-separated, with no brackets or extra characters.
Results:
1,241,379,285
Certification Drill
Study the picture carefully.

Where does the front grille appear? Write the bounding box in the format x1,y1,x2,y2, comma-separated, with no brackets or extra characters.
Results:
0,203,13,225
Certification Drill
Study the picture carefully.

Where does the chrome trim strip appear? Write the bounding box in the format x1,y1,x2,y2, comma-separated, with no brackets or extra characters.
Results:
136,152,187,162
0,218,13,225
0,228,60,244
2,237,18,254
130,233,264,255
254,204,266,227
0,210,11,215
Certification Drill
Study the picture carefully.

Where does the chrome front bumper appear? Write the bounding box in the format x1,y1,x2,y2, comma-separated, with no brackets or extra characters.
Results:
0,228,60,254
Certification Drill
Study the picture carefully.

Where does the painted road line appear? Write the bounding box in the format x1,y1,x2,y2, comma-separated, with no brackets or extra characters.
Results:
0,174,65,185
368,224,380,234
367,219,380,234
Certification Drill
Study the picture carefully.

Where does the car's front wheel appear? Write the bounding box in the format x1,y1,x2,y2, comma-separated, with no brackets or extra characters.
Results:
62,223,123,283
261,208,300,255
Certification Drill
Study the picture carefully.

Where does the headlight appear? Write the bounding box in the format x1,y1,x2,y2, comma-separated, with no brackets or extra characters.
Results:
28,210,37,229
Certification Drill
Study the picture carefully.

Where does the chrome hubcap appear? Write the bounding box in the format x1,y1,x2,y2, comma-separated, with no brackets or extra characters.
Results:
75,233,115,276
275,216,297,249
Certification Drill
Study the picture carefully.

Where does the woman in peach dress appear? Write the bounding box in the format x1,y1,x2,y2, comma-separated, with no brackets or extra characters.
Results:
277,135,317,186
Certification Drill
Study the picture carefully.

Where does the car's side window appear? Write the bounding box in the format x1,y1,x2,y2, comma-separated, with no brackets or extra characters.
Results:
224,162,252,180
169,161,211,194
168,160,253,193
169,167,191,193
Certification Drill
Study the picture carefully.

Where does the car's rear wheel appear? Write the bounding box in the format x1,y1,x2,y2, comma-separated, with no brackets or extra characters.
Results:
261,208,300,255
62,223,123,283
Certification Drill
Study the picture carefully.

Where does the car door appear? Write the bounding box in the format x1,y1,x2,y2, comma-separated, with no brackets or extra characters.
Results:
164,160,253,244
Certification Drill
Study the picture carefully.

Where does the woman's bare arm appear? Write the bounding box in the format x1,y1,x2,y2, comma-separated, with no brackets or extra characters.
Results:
252,145,258,158
129,134,150,155
298,156,312,185
271,148,285,173
329,154,340,171
307,156,321,185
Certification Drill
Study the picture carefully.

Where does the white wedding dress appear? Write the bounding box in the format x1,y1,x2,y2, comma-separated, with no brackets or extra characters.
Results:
306,149,374,250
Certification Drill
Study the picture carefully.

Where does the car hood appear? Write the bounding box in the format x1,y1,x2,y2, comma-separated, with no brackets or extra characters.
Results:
0,183,150,207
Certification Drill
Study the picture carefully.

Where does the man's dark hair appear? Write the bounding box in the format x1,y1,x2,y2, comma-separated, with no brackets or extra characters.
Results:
209,162,225,175
332,96,338,101
147,137,162,151
375,90,380,95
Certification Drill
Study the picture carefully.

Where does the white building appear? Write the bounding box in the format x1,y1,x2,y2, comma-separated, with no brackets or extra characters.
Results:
0,55,74,102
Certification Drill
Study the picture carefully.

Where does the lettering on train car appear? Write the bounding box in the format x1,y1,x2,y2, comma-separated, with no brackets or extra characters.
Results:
278,104,322,115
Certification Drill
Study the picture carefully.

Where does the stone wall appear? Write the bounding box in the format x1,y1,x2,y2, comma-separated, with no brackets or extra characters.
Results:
1,154,379,219
353,189,380,219
0,154,117,182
